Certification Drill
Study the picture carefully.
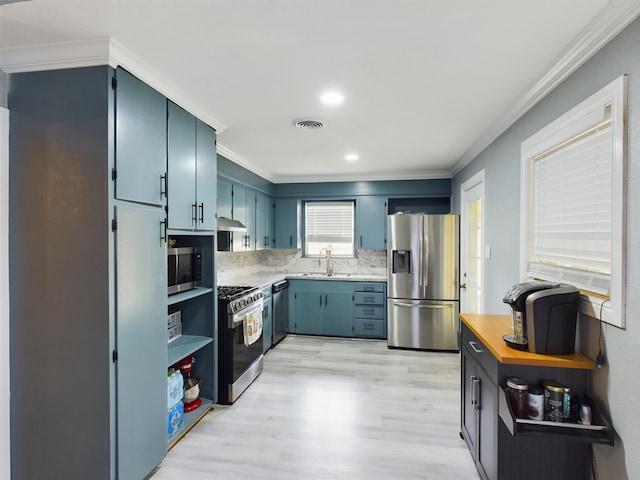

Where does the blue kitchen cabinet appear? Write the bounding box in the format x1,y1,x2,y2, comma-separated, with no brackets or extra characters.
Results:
8,65,170,479
217,178,233,219
262,285,273,352
323,283,355,337
275,198,299,248
114,67,167,207
167,102,217,231
256,192,274,250
354,282,387,338
195,120,218,230
231,184,251,251
115,204,168,480
356,196,387,250
291,280,354,337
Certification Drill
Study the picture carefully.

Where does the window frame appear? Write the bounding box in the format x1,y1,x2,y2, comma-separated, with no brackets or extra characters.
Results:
519,75,627,328
303,199,356,258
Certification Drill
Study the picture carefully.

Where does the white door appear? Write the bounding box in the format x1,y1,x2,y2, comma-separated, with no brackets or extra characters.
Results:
460,170,485,314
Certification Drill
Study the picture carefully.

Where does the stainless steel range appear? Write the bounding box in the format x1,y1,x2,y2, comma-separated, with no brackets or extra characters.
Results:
217,286,264,404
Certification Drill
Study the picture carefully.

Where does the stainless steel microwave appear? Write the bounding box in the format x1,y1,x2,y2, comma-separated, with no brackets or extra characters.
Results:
168,247,202,295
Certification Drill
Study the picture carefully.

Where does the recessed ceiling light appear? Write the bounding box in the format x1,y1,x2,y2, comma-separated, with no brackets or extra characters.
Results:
320,90,344,106
345,153,359,161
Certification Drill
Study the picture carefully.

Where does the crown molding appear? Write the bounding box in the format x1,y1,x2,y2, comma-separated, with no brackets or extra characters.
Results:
216,143,276,183
450,0,640,176
0,37,227,133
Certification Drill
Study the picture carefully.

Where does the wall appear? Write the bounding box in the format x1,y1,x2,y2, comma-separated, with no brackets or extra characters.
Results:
0,68,7,108
1,105,10,480
452,17,640,479
217,249,386,285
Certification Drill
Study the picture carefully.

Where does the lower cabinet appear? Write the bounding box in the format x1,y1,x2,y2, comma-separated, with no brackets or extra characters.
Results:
353,282,387,339
460,323,592,480
289,280,387,339
290,280,354,337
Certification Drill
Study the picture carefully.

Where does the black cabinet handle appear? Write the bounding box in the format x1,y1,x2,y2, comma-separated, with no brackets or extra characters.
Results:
192,203,197,224
289,235,293,247
160,219,167,243
199,203,205,224
160,174,168,199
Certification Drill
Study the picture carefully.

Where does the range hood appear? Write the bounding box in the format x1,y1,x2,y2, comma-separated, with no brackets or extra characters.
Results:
217,216,247,232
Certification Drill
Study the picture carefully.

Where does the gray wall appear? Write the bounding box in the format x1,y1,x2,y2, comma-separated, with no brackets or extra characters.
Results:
452,17,640,479
0,68,7,108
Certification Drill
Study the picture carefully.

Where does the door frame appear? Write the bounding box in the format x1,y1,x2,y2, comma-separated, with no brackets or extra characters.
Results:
1,106,10,480
460,169,485,314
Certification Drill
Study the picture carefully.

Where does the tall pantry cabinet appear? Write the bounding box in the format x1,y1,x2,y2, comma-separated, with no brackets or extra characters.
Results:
9,66,170,479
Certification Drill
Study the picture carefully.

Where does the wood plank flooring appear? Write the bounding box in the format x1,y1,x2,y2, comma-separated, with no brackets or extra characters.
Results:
152,335,480,480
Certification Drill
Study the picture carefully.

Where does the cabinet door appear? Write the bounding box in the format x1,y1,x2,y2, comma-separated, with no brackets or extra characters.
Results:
167,102,196,230
266,196,275,248
460,345,477,454
246,189,256,249
275,198,298,248
115,68,167,206
323,288,354,337
217,178,233,219
295,291,324,335
256,193,268,250
263,295,272,353
357,196,387,250
195,120,217,230
232,185,248,251
115,205,167,479
477,364,497,480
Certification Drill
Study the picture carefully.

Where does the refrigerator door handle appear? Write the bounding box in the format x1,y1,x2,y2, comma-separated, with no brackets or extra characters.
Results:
418,218,424,288
423,217,429,288
393,302,453,309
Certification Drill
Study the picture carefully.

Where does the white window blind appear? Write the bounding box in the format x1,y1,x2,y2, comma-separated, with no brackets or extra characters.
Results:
528,117,612,295
520,74,627,328
305,201,355,257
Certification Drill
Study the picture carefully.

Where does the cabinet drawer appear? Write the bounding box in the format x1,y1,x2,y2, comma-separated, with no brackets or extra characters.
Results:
354,292,384,305
355,305,384,319
461,325,498,381
355,282,384,293
354,319,384,337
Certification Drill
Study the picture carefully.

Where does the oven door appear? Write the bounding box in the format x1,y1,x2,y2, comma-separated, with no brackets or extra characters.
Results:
230,303,264,384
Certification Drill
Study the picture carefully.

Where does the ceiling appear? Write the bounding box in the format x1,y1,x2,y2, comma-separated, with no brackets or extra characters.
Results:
1,1,639,184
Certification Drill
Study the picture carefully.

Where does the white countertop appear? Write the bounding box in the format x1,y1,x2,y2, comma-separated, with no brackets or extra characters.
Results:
219,272,387,288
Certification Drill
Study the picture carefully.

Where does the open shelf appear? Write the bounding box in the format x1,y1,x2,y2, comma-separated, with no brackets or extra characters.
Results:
168,287,213,306
167,335,213,366
167,397,213,450
499,387,615,445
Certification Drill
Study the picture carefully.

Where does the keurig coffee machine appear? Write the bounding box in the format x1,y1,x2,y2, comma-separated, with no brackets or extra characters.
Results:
503,281,580,354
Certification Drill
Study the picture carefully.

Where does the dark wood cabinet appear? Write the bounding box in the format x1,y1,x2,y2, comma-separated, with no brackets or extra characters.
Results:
459,315,611,480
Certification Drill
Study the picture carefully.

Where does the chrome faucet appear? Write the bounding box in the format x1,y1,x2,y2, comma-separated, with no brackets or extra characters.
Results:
319,247,333,276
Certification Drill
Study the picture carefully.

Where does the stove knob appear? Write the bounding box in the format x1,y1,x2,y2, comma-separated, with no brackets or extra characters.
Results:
234,300,241,311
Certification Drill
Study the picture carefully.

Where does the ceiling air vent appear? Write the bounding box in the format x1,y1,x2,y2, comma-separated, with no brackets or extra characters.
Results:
292,118,326,129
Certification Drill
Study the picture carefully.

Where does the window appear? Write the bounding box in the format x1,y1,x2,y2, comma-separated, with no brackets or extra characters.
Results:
304,201,355,257
520,75,627,328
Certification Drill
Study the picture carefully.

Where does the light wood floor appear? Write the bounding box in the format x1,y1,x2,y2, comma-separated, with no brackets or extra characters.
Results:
152,335,480,480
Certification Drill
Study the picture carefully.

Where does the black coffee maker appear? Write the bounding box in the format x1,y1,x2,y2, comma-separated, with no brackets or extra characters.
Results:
503,281,580,354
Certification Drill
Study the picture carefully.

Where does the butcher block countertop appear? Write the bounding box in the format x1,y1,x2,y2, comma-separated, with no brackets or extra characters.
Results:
460,313,595,370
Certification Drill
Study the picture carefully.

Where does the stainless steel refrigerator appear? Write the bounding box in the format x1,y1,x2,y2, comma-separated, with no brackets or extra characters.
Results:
387,213,460,351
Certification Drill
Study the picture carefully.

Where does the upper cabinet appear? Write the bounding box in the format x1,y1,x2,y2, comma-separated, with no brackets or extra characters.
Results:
256,192,274,250
274,198,299,248
114,67,168,207
356,196,387,250
217,178,233,219
167,102,217,231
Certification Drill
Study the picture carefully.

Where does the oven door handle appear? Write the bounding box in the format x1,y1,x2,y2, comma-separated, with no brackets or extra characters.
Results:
229,304,263,329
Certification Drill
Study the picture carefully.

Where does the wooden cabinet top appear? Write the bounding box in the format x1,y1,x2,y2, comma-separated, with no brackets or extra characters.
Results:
460,313,595,370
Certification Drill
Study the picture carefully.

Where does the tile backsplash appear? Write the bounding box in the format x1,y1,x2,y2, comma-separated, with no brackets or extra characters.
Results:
216,249,387,284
